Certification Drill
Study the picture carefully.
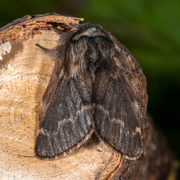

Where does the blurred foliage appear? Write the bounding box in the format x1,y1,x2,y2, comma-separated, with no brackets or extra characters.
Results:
0,0,180,166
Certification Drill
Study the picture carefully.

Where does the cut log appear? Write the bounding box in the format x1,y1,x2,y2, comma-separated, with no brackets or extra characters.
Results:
0,13,174,179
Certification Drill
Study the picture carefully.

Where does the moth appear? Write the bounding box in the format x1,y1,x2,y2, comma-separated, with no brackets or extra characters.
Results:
35,23,143,160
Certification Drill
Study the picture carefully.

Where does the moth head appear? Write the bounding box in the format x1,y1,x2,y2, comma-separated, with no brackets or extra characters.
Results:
65,24,118,77
73,23,110,40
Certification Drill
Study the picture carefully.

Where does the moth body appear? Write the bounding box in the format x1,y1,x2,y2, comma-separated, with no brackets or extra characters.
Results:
35,23,144,160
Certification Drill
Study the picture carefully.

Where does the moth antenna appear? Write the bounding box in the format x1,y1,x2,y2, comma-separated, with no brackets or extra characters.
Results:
36,29,77,62
36,43,51,54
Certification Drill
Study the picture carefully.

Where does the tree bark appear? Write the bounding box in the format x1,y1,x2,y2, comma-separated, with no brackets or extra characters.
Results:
0,13,174,179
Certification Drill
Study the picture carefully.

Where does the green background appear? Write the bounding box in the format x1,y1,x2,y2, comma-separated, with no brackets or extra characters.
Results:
1,0,179,173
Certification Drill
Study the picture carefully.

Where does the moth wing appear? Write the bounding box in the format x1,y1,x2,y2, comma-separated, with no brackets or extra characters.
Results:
36,72,94,157
38,30,77,122
94,70,143,160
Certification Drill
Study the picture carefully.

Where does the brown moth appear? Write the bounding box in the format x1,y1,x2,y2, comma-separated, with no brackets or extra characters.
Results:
35,23,144,160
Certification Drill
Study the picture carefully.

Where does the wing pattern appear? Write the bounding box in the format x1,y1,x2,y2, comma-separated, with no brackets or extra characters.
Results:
36,72,94,157
93,70,142,159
